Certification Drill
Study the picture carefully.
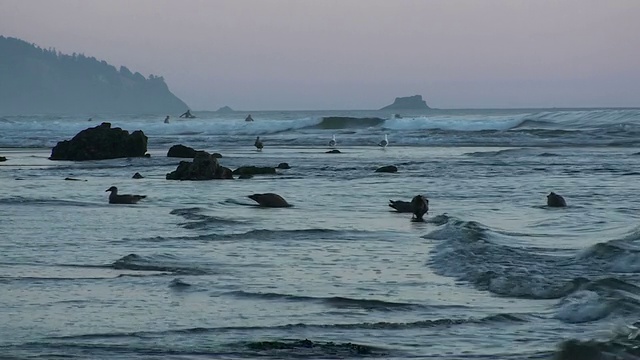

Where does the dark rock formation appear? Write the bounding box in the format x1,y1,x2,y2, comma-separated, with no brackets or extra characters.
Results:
167,145,222,159
233,166,276,176
166,151,233,180
375,165,398,173
0,36,188,115
277,162,291,169
326,149,341,154
238,174,253,179
248,193,291,208
64,177,85,181
132,172,144,179
216,106,235,113
0,156,6,162
380,95,430,110
547,192,567,207
49,122,147,161
167,144,202,158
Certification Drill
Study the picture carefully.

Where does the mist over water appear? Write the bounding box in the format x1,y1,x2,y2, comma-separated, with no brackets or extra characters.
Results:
2,107,640,359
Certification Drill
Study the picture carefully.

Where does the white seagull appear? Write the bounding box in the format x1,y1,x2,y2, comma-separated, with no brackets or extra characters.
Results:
328,134,337,148
378,134,389,148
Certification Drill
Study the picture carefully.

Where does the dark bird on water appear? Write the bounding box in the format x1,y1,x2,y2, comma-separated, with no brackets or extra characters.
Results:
105,186,146,204
388,200,413,213
411,195,429,221
248,193,291,208
547,192,567,207
255,136,264,151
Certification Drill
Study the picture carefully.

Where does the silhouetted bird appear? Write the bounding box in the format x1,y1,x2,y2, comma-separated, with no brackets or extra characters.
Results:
410,195,429,221
105,186,146,204
388,200,413,213
547,192,567,207
254,136,264,151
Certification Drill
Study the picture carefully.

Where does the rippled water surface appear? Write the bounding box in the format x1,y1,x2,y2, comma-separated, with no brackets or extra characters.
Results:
2,109,640,359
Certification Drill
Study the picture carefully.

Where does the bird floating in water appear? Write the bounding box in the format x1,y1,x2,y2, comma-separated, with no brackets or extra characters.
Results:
388,199,413,213
378,134,388,148
329,134,337,148
547,192,567,207
410,195,429,222
105,186,146,204
248,193,291,208
254,136,264,151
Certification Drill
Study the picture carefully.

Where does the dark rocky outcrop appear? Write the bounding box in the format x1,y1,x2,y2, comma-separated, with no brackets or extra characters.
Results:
216,106,235,113
167,144,221,159
380,95,430,110
166,151,233,180
0,156,6,162
49,122,147,161
233,166,276,176
277,162,291,169
0,36,188,115
132,172,144,179
375,165,398,173
326,149,341,154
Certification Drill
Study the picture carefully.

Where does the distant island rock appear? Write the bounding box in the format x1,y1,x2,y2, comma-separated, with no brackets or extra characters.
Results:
0,36,189,115
215,106,235,113
379,95,430,110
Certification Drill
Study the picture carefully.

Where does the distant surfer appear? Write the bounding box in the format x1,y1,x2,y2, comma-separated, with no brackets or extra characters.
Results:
245,114,254,122
394,114,402,119
164,115,170,124
87,117,92,122
179,110,196,119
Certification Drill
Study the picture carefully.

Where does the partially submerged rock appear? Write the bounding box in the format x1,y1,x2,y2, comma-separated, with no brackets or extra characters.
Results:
132,172,144,179
50,122,147,161
166,144,220,159
375,165,398,173
233,166,276,176
166,151,233,180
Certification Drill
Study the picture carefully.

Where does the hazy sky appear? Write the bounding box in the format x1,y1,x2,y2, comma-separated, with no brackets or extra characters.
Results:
1,0,639,110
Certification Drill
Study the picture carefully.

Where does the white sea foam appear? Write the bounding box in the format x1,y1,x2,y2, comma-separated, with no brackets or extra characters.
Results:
554,290,610,323
383,114,528,131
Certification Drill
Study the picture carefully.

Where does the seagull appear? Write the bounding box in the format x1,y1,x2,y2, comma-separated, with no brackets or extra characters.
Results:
378,134,388,148
388,200,413,213
328,134,337,148
254,136,264,151
105,186,146,204
410,195,429,221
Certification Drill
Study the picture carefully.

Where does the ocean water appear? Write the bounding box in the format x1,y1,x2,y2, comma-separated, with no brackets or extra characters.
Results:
1,108,640,359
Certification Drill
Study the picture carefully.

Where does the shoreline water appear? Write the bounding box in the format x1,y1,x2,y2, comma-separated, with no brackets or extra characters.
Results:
2,110,640,359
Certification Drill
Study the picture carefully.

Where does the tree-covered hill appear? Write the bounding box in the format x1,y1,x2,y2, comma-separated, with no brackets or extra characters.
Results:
0,36,189,115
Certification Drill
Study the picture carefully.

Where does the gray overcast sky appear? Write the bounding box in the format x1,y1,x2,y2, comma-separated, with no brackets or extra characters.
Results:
1,0,639,110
